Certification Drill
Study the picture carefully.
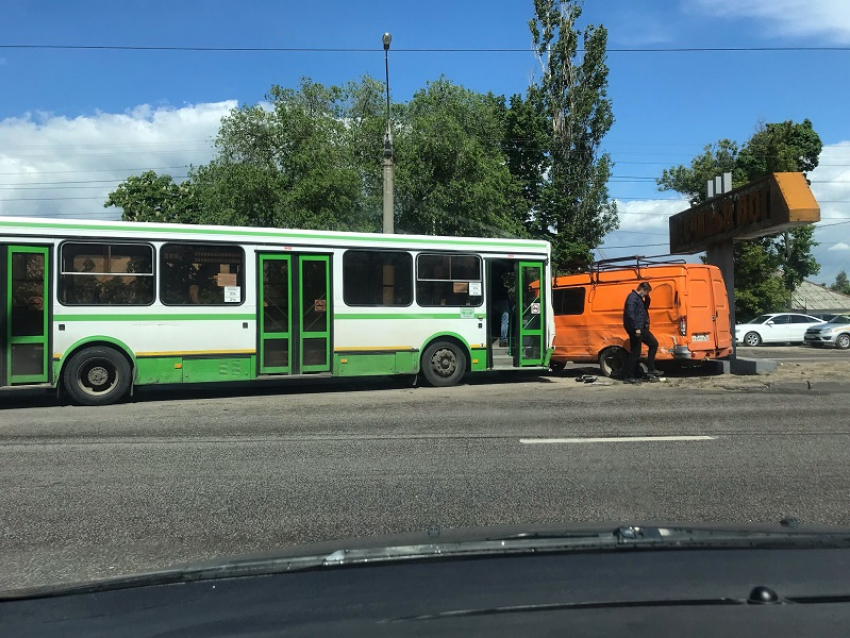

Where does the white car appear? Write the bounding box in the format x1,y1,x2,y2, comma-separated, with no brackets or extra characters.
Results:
735,312,825,347
804,315,850,350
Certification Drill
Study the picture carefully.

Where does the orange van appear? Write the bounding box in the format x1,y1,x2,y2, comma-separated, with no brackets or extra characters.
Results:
550,257,733,376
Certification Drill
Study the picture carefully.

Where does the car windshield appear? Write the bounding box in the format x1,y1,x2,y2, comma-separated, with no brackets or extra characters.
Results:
828,315,850,324
3,0,850,614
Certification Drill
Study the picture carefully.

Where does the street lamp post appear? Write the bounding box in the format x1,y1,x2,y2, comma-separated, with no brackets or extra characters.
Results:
381,32,394,234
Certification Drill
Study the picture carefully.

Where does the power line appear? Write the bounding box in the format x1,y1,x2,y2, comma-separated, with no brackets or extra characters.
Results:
0,166,191,175
2,44,849,53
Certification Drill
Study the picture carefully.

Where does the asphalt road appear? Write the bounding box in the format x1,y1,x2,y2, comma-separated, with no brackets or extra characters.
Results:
2,370,849,591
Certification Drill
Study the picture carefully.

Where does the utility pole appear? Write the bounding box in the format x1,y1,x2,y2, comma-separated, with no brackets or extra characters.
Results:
381,32,394,234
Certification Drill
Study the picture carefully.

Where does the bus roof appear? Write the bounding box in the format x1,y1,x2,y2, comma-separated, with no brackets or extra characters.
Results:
0,215,550,254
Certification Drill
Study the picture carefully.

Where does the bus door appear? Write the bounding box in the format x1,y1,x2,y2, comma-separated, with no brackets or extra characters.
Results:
1,245,51,385
517,261,545,366
257,253,331,376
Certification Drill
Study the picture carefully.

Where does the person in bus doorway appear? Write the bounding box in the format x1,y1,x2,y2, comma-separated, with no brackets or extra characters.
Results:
622,281,664,384
492,271,512,347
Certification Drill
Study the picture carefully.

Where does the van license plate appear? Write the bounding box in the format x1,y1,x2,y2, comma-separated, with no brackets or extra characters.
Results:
692,334,709,342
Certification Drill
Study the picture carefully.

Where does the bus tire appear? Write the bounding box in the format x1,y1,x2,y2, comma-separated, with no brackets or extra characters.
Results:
421,341,467,388
63,346,132,406
599,346,628,379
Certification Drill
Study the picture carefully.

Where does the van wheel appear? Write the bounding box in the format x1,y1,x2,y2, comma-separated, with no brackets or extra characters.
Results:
63,346,132,406
836,334,850,350
421,341,467,387
599,347,628,379
549,361,567,373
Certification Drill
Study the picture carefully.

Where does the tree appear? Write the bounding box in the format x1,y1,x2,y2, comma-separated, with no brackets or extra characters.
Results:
107,76,528,238
212,78,383,232
394,78,526,237
526,0,618,270
657,119,822,318
832,270,850,296
104,170,198,223
657,140,739,206
499,92,548,217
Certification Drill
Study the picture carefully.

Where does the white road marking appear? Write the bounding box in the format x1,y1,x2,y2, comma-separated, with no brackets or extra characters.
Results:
519,435,716,444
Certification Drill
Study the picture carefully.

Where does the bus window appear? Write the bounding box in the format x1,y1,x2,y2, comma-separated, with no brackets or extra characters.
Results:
59,242,154,305
160,244,244,305
342,251,413,306
416,254,482,307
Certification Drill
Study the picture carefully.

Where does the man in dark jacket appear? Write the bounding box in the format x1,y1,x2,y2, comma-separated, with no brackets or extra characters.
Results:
622,282,662,384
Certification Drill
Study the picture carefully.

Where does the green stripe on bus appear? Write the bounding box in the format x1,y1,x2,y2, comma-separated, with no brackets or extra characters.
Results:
54,313,255,322
336,313,486,320
0,219,545,250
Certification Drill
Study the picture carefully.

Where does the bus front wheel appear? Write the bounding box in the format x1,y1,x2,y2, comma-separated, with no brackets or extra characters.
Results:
421,341,467,388
63,346,132,406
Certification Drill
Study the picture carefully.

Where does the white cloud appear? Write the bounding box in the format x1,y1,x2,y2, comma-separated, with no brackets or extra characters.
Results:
688,0,850,43
614,197,688,233
0,101,235,219
594,198,687,260
809,141,850,283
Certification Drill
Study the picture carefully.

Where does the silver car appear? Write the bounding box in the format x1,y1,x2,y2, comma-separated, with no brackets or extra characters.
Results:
804,314,850,350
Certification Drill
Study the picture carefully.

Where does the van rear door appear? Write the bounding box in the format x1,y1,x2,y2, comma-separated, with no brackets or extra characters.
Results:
710,268,732,351
685,268,718,354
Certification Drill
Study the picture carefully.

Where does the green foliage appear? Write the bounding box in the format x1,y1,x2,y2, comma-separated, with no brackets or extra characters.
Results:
105,5,618,257
657,140,739,206
526,0,618,270
104,170,198,223
394,78,526,237
107,77,529,239
831,270,850,296
658,119,823,315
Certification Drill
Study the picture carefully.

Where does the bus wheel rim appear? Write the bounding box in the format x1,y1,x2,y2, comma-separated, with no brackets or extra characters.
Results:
79,360,118,396
431,348,457,378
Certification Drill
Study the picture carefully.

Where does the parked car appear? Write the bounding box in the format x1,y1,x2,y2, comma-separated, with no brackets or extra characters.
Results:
808,313,839,322
549,258,733,377
804,314,850,349
735,313,825,346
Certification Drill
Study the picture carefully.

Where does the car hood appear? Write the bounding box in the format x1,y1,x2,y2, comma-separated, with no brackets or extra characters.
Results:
5,520,850,601
734,323,762,330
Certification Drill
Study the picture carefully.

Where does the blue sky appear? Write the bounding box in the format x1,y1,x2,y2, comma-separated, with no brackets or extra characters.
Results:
2,0,849,283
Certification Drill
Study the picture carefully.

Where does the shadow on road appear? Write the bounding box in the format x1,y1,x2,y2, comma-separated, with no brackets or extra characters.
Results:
550,360,727,381
0,370,557,410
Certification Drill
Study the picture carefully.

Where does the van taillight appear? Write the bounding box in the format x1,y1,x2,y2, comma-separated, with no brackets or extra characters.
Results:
679,316,687,336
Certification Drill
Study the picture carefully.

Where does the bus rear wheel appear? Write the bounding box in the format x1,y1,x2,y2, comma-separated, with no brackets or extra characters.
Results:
421,341,467,388
63,346,132,406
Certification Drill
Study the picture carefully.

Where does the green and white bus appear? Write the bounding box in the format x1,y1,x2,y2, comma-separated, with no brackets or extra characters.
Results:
0,216,554,405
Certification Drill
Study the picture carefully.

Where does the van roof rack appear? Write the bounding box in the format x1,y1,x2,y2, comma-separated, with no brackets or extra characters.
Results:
590,255,687,273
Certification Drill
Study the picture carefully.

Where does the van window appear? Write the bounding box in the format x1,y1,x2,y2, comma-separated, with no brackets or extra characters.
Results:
553,288,585,316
